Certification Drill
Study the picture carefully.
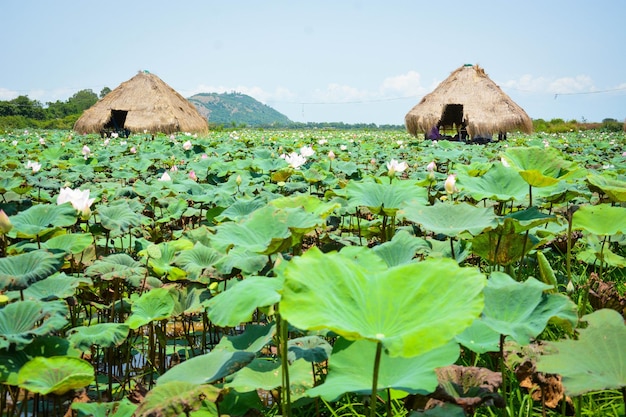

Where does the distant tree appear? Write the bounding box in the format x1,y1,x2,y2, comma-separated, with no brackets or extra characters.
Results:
67,89,98,113
100,87,111,98
9,96,45,119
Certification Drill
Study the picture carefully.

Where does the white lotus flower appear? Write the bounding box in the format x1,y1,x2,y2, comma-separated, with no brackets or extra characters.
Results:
283,152,307,169
386,159,408,177
183,140,192,151
445,174,458,194
426,161,437,172
299,145,315,157
26,160,42,173
57,187,95,218
158,172,172,181
82,145,91,159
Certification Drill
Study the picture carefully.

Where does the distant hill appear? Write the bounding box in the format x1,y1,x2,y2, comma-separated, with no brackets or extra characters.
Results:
188,92,292,127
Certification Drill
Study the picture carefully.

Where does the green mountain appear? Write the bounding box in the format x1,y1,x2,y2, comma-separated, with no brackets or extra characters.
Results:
188,92,292,127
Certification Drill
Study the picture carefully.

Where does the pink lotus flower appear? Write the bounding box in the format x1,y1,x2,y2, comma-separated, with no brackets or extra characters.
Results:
328,150,336,160
189,170,197,181
426,161,437,172
0,209,12,234
130,146,137,154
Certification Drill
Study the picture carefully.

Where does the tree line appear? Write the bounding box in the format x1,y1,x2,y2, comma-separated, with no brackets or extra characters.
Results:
0,88,110,130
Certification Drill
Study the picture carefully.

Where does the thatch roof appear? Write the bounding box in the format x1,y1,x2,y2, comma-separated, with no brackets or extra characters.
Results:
405,64,533,137
74,71,208,135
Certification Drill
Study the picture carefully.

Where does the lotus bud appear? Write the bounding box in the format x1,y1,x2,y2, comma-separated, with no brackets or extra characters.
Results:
426,161,437,172
444,174,458,194
328,150,336,160
0,209,12,234
236,175,242,186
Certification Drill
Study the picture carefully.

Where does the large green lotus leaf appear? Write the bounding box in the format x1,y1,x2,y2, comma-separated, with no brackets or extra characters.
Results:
280,247,486,357
125,288,177,329
139,239,193,279
537,309,626,396
155,197,188,224
454,318,501,354
372,230,430,267
576,235,626,268
307,338,459,401
0,175,23,194
586,173,626,202
170,284,212,316
401,202,498,237
0,249,64,291
207,276,282,327
481,272,578,345
8,272,91,301
459,162,529,202
42,232,94,255
501,147,581,187
342,178,428,216
173,242,223,282
216,323,276,353
72,398,137,417
8,203,77,238
213,246,269,275
0,300,69,349
84,253,148,282
210,205,292,255
225,357,313,401
534,179,591,205
17,356,94,395
215,198,266,222
135,380,221,417
157,348,255,385
572,204,626,236
68,323,130,352
97,201,143,234
269,194,341,220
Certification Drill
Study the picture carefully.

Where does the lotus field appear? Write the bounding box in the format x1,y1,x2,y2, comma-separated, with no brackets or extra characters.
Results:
1,128,626,417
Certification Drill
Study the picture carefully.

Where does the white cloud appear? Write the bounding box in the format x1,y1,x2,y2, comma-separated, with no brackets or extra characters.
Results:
502,74,596,94
182,70,427,106
0,88,19,100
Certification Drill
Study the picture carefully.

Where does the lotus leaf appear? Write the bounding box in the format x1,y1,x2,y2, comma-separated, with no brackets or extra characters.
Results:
216,323,277,353
572,203,626,236
341,178,428,216
72,398,137,417
225,357,313,401
17,356,94,395
134,380,220,417
173,242,223,282
306,338,459,401
537,309,626,396
68,323,130,351
372,230,430,267
213,246,269,275
481,272,578,345
139,239,193,279
97,200,143,234
501,147,581,187
288,335,333,363
586,173,626,202
210,205,292,255
280,247,486,357
401,202,498,237
0,249,64,291
8,203,77,238
459,162,529,202
8,272,91,301
125,287,177,329
157,348,255,385
207,276,282,327
84,253,149,282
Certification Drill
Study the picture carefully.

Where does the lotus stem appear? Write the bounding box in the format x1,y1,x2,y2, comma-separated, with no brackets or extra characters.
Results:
279,315,292,417
369,341,383,417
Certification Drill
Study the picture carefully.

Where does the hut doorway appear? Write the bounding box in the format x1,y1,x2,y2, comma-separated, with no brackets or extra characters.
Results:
102,110,130,137
438,104,467,141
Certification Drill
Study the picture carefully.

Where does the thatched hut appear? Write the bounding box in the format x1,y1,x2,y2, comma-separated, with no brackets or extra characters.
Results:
405,64,532,141
74,71,208,135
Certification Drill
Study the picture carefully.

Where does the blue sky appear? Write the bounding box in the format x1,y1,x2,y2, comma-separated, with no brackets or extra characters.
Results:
2,1,625,125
